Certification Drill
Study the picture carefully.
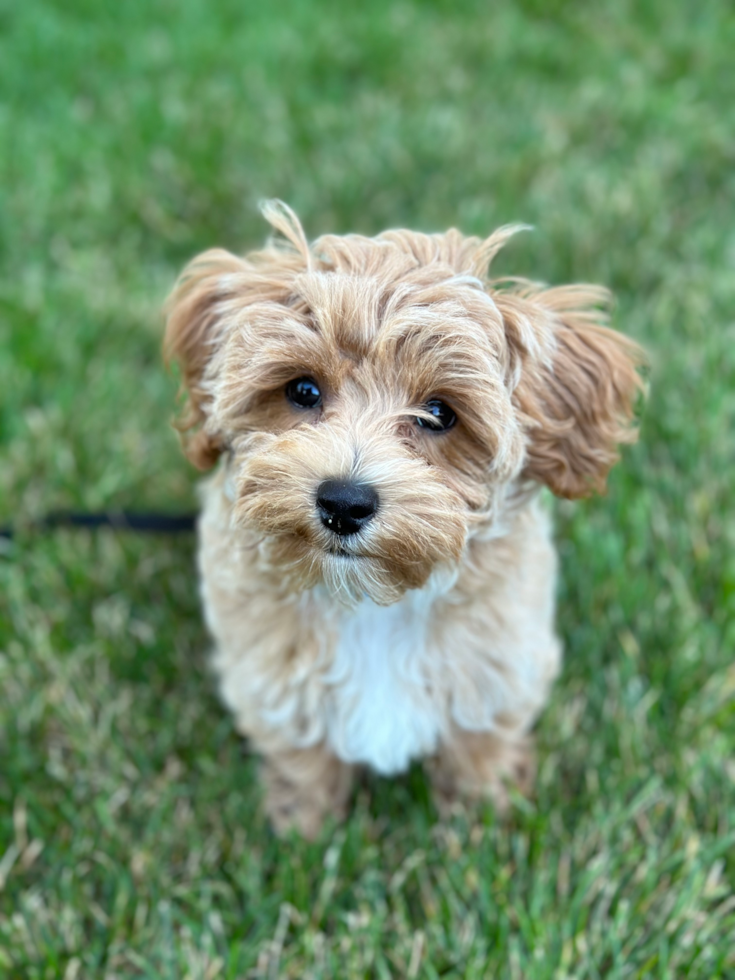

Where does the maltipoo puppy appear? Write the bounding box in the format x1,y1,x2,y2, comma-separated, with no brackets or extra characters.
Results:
165,202,644,837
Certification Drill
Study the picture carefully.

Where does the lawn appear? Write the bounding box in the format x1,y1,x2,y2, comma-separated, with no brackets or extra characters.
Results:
1,0,734,976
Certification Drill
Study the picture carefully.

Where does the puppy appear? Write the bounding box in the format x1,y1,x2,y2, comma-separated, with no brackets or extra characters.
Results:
165,202,644,838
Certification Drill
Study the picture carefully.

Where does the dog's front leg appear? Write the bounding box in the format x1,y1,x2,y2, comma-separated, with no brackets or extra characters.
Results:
260,742,354,839
428,726,535,817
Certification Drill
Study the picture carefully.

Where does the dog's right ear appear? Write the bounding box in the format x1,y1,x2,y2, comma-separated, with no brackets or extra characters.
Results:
164,203,312,469
164,249,251,470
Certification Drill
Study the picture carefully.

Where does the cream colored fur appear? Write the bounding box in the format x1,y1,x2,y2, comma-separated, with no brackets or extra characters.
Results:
165,201,645,837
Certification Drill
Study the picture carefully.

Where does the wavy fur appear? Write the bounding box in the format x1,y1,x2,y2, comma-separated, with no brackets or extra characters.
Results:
164,202,646,836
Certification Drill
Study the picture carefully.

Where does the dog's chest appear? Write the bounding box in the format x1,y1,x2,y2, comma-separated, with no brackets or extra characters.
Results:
321,592,441,775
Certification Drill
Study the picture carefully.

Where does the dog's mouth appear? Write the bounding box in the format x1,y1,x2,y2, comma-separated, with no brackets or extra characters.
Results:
325,544,362,560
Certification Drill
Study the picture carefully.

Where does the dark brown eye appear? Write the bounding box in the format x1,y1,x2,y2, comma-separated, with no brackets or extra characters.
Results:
286,377,322,409
415,399,457,432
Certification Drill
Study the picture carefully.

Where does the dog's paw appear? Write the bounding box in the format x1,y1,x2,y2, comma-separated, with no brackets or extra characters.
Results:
261,746,353,839
264,778,338,840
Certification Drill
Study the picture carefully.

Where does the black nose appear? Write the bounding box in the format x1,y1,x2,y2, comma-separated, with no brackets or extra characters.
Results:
316,479,379,536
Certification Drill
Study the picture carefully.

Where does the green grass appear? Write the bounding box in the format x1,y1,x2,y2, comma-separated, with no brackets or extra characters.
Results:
1,0,734,976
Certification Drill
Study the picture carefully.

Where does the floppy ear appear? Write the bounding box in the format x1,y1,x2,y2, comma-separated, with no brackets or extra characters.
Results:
164,202,312,470
495,285,646,499
164,249,251,469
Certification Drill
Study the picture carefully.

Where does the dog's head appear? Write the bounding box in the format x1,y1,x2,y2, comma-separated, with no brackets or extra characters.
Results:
165,202,645,604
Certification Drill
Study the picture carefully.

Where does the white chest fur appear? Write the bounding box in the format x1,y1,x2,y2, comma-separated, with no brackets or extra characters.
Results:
321,588,443,775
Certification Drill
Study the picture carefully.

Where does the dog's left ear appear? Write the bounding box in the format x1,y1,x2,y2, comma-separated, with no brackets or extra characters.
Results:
164,249,252,469
495,286,647,499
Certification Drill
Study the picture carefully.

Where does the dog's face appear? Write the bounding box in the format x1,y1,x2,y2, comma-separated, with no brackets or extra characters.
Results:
166,203,644,605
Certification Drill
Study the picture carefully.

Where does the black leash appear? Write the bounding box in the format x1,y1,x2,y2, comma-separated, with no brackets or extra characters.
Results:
0,511,197,539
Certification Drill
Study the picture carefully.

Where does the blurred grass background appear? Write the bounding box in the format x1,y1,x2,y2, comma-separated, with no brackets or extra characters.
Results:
1,0,734,976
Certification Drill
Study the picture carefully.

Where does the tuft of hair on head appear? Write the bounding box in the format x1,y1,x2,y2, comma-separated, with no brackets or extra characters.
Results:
259,199,312,269
468,223,532,278
495,284,647,498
